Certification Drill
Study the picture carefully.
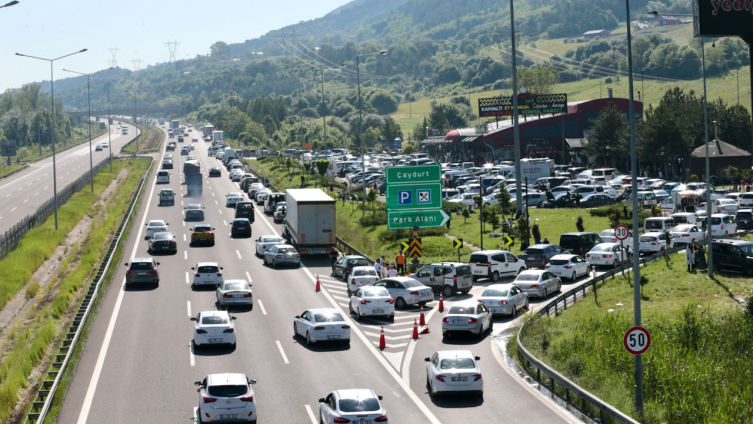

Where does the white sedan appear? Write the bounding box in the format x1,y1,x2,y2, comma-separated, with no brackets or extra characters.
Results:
216,279,253,309
372,277,433,309
255,235,284,256
512,270,561,298
639,232,673,254
715,199,739,214
192,262,224,287
226,192,244,207
319,389,387,424
585,243,631,268
255,188,271,205
294,308,350,346
425,350,483,398
545,254,591,281
346,266,379,296
145,219,168,239
669,224,706,245
195,373,256,423
190,310,236,348
348,287,395,321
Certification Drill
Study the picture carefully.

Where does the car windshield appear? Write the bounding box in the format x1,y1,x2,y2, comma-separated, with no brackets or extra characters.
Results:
208,385,247,398
456,266,471,276
590,245,612,252
313,313,345,322
276,247,295,253
353,269,376,277
482,289,508,297
439,358,476,369
225,283,247,291
549,259,569,265
363,289,389,297
201,315,228,325
516,274,540,281
197,266,219,273
338,397,380,413
350,258,369,267
448,306,475,315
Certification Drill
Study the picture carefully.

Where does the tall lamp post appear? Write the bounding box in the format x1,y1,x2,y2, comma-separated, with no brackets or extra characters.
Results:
15,48,88,230
123,87,139,152
64,67,112,192
97,76,127,173
344,50,388,215
315,68,328,151
0,1,19,9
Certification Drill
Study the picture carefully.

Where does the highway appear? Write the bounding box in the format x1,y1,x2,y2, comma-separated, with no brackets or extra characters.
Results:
57,134,582,423
0,120,139,235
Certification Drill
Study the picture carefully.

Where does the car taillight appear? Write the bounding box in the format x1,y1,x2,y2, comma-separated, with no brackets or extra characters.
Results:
545,264,550,268
603,255,612,258
564,265,573,269
240,395,254,402
468,318,478,323
501,300,508,305
453,275,457,284
443,318,449,323
341,325,350,329
244,293,252,298
223,329,234,333
375,415,388,422
203,396,217,403
532,285,540,289
171,241,176,245
387,299,395,304
682,234,690,237
217,273,222,276
313,326,325,331
297,254,301,258
195,273,200,277
487,262,492,271
196,329,207,334
473,374,482,381
360,300,371,304
410,291,420,295
261,245,265,249
126,270,133,275
276,255,282,258
651,242,660,245
223,294,232,298
333,417,351,424
149,268,157,274
435,374,447,382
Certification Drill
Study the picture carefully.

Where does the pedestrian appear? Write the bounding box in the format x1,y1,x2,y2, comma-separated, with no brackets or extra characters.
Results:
623,204,629,218
697,243,707,271
388,261,399,277
374,258,382,275
329,181,334,192
301,175,305,187
396,251,406,275
543,237,550,244
445,208,452,229
658,170,663,179
692,240,700,269
685,243,695,271
545,180,551,191
329,248,340,275
574,193,581,208
381,263,391,279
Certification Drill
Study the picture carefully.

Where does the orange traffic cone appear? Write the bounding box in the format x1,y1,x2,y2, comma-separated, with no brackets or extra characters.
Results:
412,319,420,340
438,293,445,312
378,326,387,349
315,274,321,292
419,306,426,326
421,325,431,335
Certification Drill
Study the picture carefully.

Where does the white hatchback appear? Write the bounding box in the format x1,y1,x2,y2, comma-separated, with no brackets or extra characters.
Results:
425,350,483,398
191,310,236,347
255,235,284,256
319,389,387,424
145,219,169,239
226,192,244,207
545,254,591,281
346,266,379,295
192,262,224,287
195,373,256,423
639,232,673,254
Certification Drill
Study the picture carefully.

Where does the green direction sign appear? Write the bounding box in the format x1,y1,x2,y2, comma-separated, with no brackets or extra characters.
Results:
388,209,450,230
386,183,442,211
386,164,442,185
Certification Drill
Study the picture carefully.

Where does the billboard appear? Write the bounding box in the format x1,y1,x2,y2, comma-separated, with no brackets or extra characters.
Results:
693,0,753,36
1,139,17,157
478,93,568,117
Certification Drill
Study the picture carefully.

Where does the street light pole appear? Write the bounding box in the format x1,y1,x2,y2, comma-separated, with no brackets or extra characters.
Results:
509,0,523,217
317,68,328,151
702,43,714,278
16,48,88,230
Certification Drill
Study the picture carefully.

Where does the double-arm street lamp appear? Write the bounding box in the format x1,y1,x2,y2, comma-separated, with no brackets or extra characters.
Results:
95,76,127,173
314,68,328,152
15,48,88,230
63,67,112,192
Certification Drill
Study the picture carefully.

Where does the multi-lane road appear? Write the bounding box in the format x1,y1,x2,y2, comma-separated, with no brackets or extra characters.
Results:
57,134,584,423
0,120,138,235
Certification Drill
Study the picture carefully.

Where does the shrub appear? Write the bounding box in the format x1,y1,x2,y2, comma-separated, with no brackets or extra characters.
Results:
25,282,40,300
745,292,753,318
532,223,542,242
689,174,700,182
576,216,585,232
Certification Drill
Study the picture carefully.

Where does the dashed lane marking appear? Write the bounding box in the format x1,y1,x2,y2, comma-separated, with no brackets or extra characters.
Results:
275,340,289,364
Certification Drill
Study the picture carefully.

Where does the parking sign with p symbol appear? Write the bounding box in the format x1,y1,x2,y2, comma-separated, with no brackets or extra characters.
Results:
398,190,412,205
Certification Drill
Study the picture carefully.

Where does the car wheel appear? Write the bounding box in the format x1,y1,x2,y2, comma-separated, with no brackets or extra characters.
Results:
273,260,277,269
525,298,529,309
571,271,576,281
293,323,298,338
442,285,454,298
512,304,517,316
557,282,561,293
460,289,470,295
427,376,434,398
306,332,314,346
491,271,499,282
612,260,618,268
488,319,494,332
355,308,362,321
587,265,592,275
543,288,548,299
395,297,406,309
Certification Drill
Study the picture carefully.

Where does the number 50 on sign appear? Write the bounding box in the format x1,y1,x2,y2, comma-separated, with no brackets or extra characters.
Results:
623,326,651,355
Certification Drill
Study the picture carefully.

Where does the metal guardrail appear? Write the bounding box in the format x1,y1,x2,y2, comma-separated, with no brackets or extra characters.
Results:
335,236,375,265
24,157,153,423
515,229,752,424
0,164,29,180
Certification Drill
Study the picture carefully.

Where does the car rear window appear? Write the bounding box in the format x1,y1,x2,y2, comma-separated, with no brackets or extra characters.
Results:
363,289,390,297
208,385,247,398
738,212,753,219
549,259,569,265
225,283,247,291
195,226,211,232
640,236,658,242
468,254,489,264
277,247,295,253
262,237,282,243
482,289,508,297
353,269,376,277
233,221,249,227
313,313,345,322
338,397,380,413
153,233,170,240
590,245,611,252
237,204,253,210
560,235,580,244
448,306,475,314
516,274,539,281
524,248,544,255
197,266,219,273
440,358,476,369
456,266,471,276
350,258,369,267
201,315,228,325
130,262,153,271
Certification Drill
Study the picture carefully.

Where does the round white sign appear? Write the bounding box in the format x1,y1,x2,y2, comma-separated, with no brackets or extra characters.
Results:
623,326,651,355
614,224,630,241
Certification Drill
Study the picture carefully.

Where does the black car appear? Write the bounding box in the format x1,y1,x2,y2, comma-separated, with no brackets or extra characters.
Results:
166,144,176,151
541,192,572,208
579,194,615,208
519,244,566,269
178,136,184,142
162,161,173,170
736,210,753,229
230,218,252,238
333,255,371,281
559,232,603,256
711,239,753,276
180,149,189,156
208,167,221,177
147,232,177,254
234,202,255,223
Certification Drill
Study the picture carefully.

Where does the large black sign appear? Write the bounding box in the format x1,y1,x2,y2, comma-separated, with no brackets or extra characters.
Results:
478,93,568,117
1,139,16,157
693,0,753,37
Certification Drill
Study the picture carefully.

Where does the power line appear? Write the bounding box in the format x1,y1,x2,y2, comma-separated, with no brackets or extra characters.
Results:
165,40,180,63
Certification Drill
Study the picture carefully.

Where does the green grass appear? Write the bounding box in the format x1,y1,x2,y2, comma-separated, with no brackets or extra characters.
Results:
0,165,20,175
519,253,753,423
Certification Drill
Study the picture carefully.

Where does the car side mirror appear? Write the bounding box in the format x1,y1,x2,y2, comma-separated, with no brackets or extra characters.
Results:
378,395,383,400
194,381,202,386
220,267,224,270
190,317,196,321
475,356,481,361
156,262,160,266
231,316,237,320
191,267,195,270
124,263,129,267
248,379,257,385
318,398,326,403
424,357,430,362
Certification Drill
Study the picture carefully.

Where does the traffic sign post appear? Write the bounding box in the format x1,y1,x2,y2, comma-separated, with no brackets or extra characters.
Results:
624,326,651,355
615,224,630,268
387,210,450,230
408,237,422,258
385,164,447,231
453,238,463,261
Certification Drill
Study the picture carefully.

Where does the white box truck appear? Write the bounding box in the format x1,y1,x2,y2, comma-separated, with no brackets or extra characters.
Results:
212,130,224,145
505,158,554,181
204,124,215,139
282,189,336,255
171,120,180,130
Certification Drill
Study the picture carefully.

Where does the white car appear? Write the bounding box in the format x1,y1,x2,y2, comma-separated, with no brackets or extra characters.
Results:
216,279,253,309
145,219,168,239
710,213,737,236
195,373,256,423
255,188,271,205
346,266,379,296
740,193,753,208
447,193,477,206
425,350,484,398
441,301,493,338
192,262,224,287
230,169,244,182
319,389,387,424
512,270,562,298
585,243,631,268
372,277,434,309
715,199,739,214
660,197,676,214
294,308,350,346
348,286,395,321
226,192,244,207
545,254,591,281
255,235,284,256
156,170,170,184
191,310,236,347
669,224,706,245
247,182,265,198
598,229,634,247
639,232,673,254
478,284,528,315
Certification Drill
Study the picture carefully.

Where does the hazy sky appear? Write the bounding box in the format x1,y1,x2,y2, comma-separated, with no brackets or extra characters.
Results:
1,0,353,91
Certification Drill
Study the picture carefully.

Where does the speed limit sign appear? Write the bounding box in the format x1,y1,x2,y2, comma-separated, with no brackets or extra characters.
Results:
614,224,630,241
623,326,651,355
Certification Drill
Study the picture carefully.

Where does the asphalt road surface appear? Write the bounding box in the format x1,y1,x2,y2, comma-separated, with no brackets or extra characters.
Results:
0,120,139,235
57,135,583,424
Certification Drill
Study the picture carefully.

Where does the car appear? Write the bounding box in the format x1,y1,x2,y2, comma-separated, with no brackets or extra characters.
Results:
559,232,603,256
441,301,493,338
180,148,189,155
372,277,434,309
348,286,395,321
512,270,562,298
230,218,252,238
294,308,350,346
540,191,574,208
518,244,566,269
124,257,160,287
715,199,739,214
711,239,753,276
191,310,237,348
669,224,706,245
145,219,168,239
345,266,379,296
147,231,177,254
585,242,631,268
579,193,615,208
95,144,103,151
639,231,673,254
710,213,738,236
184,204,205,221
195,373,256,423
425,350,483,398
263,244,300,268
273,203,286,223
255,188,271,205
737,209,753,229
230,169,244,182
178,136,184,143
208,167,221,177
255,235,284,256
190,224,215,246
192,137,198,142
216,279,253,309
318,389,386,424
191,262,224,287
468,250,527,282
477,284,528,315
161,160,173,169
247,182,265,199
226,192,245,207
334,255,370,281
545,254,591,281
410,262,474,297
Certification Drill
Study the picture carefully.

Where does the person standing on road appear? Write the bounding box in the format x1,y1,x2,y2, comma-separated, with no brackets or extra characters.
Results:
330,248,340,276
381,263,390,279
388,262,399,277
374,258,382,276
685,243,696,271
396,252,406,275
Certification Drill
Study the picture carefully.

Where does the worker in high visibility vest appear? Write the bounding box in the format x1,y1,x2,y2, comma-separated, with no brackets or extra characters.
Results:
395,252,406,275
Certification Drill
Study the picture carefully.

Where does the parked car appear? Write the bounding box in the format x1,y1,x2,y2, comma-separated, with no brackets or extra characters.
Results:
559,232,603,256
737,209,753,230
711,239,753,276
255,235,284,256
334,255,370,281
710,213,738,236
348,286,395,321
345,266,379,296
512,270,561,298
639,232,673,254
579,193,615,208
477,284,528,315
518,244,565,269
669,224,706,245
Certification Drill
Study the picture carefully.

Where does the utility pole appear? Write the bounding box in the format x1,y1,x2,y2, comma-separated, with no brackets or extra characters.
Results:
108,48,119,68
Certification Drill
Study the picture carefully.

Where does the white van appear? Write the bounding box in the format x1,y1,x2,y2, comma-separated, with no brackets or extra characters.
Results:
643,217,677,233
670,212,698,226
625,191,657,208
408,158,433,166
591,168,620,179
710,214,737,236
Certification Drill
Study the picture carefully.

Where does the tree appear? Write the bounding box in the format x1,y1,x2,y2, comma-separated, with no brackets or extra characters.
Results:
515,65,560,94
381,116,403,146
316,159,330,185
210,41,230,57
495,186,513,217
584,102,628,167
412,116,429,142
369,91,398,115
367,188,378,218
402,144,415,155
429,101,468,133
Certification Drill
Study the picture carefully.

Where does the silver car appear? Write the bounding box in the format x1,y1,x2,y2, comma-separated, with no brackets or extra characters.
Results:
372,277,433,309
478,284,528,315
216,279,253,309
442,301,493,338
512,270,561,298
263,244,300,268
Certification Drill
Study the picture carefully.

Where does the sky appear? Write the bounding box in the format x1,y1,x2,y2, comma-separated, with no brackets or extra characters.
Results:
0,0,353,91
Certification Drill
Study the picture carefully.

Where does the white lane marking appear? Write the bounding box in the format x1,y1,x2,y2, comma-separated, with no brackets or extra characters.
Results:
44,186,48,190
34,192,39,196
245,271,252,283
4,194,10,198
190,343,195,367
23,198,29,203
223,220,227,226
17,188,22,191
212,192,215,197
10,207,17,212
275,340,289,364
183,234,186,242
76,164,158,424
184,251,187,260
181,200,184,206
186,272,190,284
236,249,242,259
182,221,185,227
214,200,218,205
187,301,192,317
257,300,267,315
218,209,223,215
304,405,317,424
36,178,41,181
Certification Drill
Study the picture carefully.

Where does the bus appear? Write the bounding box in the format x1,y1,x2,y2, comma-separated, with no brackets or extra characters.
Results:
122,127,128,135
